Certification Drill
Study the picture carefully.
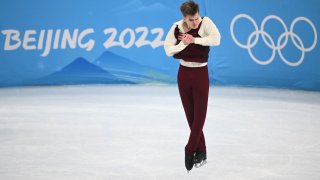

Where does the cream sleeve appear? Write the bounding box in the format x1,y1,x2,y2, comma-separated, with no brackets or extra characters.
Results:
194,17,221,46
163,24,188,57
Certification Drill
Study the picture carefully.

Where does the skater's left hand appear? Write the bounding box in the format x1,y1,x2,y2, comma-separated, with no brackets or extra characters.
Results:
178,33,194,45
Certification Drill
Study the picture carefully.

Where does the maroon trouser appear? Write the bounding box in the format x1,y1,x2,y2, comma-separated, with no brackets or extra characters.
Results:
178,64,209,155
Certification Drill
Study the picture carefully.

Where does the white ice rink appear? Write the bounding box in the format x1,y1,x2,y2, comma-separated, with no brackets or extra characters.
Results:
0,85,320,180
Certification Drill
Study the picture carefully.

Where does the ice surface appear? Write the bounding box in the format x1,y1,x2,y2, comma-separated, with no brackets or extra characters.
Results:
0,85,319,180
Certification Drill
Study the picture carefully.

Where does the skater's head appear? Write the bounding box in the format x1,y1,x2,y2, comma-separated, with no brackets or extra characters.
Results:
180,1,201,30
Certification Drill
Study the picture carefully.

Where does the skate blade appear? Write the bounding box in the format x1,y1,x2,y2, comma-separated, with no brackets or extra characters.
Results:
195,160,207,168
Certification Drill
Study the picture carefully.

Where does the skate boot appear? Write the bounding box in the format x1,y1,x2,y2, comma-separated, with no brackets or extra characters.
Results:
194,151,207,168
185,152,194,173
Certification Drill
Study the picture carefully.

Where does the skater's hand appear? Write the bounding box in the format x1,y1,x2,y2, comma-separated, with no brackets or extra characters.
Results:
178,33,194,45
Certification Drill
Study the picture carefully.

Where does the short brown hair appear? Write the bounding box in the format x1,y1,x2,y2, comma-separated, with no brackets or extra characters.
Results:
180,1,199,17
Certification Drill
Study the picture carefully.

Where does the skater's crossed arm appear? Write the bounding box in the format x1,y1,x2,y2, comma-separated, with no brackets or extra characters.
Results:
193,17,221,46
164,25,189,57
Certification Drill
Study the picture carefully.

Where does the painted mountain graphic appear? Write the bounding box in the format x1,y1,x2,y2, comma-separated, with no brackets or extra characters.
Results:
26,57,133,86
94,51,175,83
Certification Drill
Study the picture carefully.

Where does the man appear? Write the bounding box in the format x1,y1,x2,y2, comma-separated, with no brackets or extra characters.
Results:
164,0,221,172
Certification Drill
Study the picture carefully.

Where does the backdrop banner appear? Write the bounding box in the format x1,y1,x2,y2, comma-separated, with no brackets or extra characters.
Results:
1,0,319,90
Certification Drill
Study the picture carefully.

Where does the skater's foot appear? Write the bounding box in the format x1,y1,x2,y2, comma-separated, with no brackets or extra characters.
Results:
185,152,194,172
194,151,207,168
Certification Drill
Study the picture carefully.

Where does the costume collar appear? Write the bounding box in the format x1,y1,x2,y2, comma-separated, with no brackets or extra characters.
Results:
174,16,203,33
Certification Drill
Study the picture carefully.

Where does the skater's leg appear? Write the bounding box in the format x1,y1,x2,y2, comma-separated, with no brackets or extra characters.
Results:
177,65,194,130
178,65,196,171
185,66,209,154
197,132,206,152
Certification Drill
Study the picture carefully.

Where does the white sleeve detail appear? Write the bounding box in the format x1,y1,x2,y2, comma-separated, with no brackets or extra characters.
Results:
164,24,188,57
194,17,221,46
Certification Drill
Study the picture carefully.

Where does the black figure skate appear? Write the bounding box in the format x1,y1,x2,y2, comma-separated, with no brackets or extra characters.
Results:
185,152,194,173
193,151,207,168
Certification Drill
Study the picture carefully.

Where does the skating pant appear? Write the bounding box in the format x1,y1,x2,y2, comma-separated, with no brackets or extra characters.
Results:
177,64,209,155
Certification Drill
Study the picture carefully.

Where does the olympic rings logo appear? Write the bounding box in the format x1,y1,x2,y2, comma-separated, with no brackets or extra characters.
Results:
230,14,317,66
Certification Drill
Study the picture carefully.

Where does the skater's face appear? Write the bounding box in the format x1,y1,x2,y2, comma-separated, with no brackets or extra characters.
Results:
184,12,201,29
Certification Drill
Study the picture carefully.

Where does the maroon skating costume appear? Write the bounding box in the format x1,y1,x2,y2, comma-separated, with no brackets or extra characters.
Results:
174,20,209,156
